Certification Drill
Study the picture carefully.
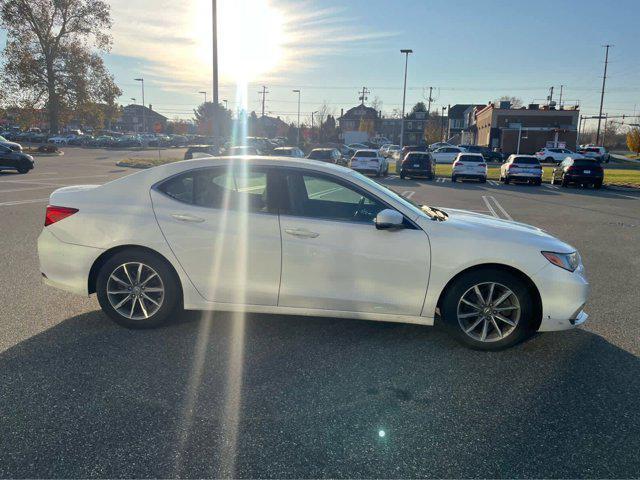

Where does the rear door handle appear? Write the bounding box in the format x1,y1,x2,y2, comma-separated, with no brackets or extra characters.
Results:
171,213,205,223
285,228,319,238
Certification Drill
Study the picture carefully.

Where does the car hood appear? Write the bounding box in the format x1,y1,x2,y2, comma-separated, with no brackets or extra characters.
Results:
438,207,574,252
1,141,21,150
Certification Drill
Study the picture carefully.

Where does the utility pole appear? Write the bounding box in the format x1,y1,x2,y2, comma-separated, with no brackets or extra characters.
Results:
292,89,301,146
358,86,370,105
440,106,446,141
211,0,219,138
596,44,613,145
446,103,451,140
558,85,564,108
399,49,413,148
547,86,554,106
134,77,145,132
426,86,434,114
259,86,269,117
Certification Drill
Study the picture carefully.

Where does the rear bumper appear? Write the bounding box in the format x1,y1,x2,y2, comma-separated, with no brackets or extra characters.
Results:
401,167,432,176
37,228,103,296
564,174,603,183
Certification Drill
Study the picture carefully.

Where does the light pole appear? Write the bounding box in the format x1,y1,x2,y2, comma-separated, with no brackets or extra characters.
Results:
211,0,219,139
293,89,301,146
134,78,145,132
311,111,318,142
399,49,413,148
223,99,228,110
199,91,207,103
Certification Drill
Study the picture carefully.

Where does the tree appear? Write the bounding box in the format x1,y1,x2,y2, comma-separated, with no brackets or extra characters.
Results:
0,0,121,133
193,102,231,139
423,111,442,144
370,96,383,112
495,96,523,108
627,128,640,155
411,102,428,114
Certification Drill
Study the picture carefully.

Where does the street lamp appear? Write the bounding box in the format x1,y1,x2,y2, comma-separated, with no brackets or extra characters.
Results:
293,89,301,146
134,78,145,132
199,91,207,103
130,97,136,104
441,106,447,141
399,49,413,148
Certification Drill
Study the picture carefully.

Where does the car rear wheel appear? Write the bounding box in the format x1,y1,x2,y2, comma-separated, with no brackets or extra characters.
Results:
480,176,487,183
440,269,536,350
96,249,181,329
504,175,510,184
594,181,602,189
399,172,406,179
452,175,457,183
17,167,29,174
561,175,569,187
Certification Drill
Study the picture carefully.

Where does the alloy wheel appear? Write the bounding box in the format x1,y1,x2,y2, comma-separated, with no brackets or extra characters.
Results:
106,262,165,320
456,282,520,342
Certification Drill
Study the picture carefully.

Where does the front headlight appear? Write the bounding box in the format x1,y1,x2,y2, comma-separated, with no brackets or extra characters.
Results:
542,251,581,272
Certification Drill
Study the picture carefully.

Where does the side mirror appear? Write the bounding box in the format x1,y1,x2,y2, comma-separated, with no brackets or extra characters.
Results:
374,209,404,230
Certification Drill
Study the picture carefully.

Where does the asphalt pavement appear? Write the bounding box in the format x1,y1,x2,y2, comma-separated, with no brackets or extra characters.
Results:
1,148,639,478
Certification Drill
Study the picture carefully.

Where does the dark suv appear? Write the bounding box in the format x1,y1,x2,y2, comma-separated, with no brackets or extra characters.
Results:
551,157,603,188
460,145,503,162
399,152,435,180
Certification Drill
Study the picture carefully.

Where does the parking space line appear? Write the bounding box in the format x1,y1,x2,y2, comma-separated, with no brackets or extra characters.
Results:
482,195,513,221
606,192,640,200
0,185,61,194
402,191,415,199
481,196,498,218
0,174,114,184
0,197,49,207
491,196,513,220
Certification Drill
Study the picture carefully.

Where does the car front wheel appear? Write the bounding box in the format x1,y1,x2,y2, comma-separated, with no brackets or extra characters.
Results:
440,269,536,350
96,249,181,329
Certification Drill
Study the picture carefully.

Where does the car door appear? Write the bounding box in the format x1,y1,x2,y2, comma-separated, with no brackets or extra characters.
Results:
151,165,282,305
277,169,430,315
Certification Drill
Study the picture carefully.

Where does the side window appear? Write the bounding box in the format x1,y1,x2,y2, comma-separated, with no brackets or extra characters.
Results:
284,172,385,223
158,167,269,213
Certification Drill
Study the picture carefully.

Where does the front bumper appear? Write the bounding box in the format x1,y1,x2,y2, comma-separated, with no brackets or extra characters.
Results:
533,263,590,331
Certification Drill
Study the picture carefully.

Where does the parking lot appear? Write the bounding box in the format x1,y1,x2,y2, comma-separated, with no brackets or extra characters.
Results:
1,149,639,478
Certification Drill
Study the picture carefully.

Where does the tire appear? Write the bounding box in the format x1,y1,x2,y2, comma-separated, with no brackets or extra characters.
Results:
594,181,602,189
400,172,406,180
17,167,29,174
375,168,381,178
534,179,542,186
451,175,457,183
561,176,568,187
96,249,182,329
504,175,510,184
440,268,537,350
480,176,487,183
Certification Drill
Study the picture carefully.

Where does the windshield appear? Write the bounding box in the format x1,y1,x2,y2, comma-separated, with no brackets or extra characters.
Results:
458,154,484,162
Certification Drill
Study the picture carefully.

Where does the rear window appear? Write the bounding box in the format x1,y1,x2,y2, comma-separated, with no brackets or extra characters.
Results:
354,151,376,158
458,155,484,162
513,157,540,165
308,150,332,159
573,159,600,167
584,148,601,153
406,153,430,161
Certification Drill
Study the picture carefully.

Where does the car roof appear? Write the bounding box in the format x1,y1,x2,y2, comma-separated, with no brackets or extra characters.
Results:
354,149,378,153
311,147,335,151
458,152,484,157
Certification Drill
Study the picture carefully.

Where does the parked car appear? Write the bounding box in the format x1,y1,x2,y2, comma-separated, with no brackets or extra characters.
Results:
451,153,488,183
535,147,580,164
0,135,22,152
551,157,603,188
578,146,610,163
459,145,503,162
0,144,34,174
500,155,543,185
350,149,387,176
428,141,453,151
307,148,342,164
344,143,369,158
224,146,261,156
431,146,466,164
115,135,143,148
47,135,71,145
399,152,435,180
273,147,305,158
184,145,220,160
37,156,589,350
381,144,400,158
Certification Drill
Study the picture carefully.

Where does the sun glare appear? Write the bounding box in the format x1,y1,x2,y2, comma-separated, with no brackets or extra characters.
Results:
193,0,287,83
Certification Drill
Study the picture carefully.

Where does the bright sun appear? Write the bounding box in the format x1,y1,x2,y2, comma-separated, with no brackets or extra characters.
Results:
192,0,287,83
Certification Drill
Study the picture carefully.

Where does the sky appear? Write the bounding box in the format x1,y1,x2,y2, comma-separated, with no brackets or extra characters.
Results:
2,0,640,129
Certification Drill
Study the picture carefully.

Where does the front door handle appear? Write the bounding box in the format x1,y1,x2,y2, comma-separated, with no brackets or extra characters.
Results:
171,213,205,223
285,228,319,238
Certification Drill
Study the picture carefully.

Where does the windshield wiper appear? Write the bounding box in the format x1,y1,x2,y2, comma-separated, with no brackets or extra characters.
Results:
420,205,448,221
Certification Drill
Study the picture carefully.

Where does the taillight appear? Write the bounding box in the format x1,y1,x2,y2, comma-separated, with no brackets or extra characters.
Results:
508,164,517,169
478,163,486,167
45,205,78,226
455,162,464,166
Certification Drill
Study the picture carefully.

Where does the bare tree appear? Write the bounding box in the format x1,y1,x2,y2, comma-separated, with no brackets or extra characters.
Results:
495,96,524,108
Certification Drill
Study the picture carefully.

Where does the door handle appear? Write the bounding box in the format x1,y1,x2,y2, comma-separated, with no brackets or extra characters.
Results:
171,213,205,223
285,228,319,238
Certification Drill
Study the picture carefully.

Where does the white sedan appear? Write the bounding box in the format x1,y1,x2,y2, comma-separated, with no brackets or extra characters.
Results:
37,156,589,350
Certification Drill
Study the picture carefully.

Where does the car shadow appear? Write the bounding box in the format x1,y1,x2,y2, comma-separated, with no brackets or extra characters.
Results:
1,310,638,478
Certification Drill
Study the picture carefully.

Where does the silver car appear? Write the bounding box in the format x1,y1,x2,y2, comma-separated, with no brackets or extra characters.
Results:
500,155,543,185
